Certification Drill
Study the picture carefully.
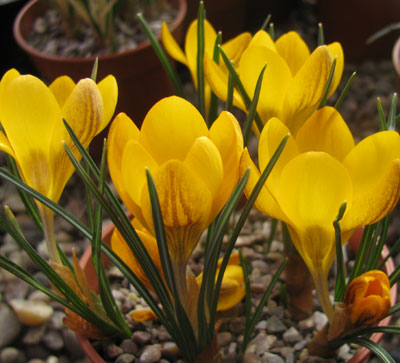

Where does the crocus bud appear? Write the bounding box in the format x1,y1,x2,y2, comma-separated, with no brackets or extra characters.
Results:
343,270,391,326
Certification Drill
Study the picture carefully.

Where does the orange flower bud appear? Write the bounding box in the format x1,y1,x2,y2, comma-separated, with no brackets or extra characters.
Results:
343,270,391,326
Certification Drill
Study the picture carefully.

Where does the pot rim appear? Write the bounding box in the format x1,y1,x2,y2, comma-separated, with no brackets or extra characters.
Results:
13,0,187,63
392,37,400,77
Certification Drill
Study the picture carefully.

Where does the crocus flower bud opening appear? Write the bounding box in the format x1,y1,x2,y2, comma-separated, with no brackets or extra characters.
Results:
343,270,391,326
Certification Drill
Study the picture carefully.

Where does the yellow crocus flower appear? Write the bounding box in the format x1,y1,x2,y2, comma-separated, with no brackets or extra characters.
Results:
161,19,251,111
240,106,400,320
107,96,243,301
343,270,391,326
205,30,344,135
0,69,118,262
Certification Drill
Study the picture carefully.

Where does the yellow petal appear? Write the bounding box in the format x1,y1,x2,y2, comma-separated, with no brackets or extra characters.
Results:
240,148,288,223
111,226,163,291
184,136,223,199
107,112,140,212
49,75,75,108
278,152,352,227
0,69,21,121
282,46,333,135
97,75,118,133
50,78,103,201
1,75,60,196
275,31,310,76
209,111,243,213
238,46,292,125
139,96,208,165
185,19,217,83
0,131,15,158
60,78,103,149
258,117,299,194
140,160,212,263
247,30,276,51
221,32,252,68
122,139,159,206
132,309,158,322
217,265,245,311
203,55,246,110
326,42,344,96
343,131,400,230
295,106,355,161
161,21,187,65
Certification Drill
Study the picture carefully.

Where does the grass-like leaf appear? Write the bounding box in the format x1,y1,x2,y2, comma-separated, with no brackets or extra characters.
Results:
137,14,184,97
348,338,395,363
377,97,388,131
260,14,271,31
318,22,324,46
208,135,288,334
334,72,356,110
318,58,336,109
334,202,347,302
242,258,287,351
207,32,222,125
387,93,397,131
0,167,91,239
219,46,264,133
243,64,266,146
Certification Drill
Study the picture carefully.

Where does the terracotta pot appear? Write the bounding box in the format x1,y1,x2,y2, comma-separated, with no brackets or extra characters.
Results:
77,223,397,362
317,0,400,64
392,37,400,83
13,0,187,124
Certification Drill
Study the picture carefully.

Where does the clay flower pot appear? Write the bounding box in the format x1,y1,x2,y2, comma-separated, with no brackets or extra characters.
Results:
392,37,400,84
13,0,187,124
76,222,397,362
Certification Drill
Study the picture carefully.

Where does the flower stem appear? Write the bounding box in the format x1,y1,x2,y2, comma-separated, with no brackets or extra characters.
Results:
39,206,61,264
313,269,334,323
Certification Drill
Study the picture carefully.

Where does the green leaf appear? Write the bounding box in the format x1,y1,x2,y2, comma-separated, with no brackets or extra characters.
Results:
242,258,287,351
208,135,288,334
219,46,264,133
348,338,395,363
268,23,275,41
137,14,184,98
91,58,99,81
207,32,222,125
264,218,277,253
260,14,271,31
0,168,91,240
225,72,234,112
377,97,388,131
2,151,43,232
387,93,397,131
318,58,336,109
243,64,266,147
334,72,356,110
333,202,347,302
317,22,324,46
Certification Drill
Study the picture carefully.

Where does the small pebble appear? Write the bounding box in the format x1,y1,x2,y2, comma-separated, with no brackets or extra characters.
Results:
116,353,136,363
265,315,287,333
138,344,162,362
132,331,152,345
283,327,302,343
10,299,53,326
0,303,22,348
0,346,26,363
